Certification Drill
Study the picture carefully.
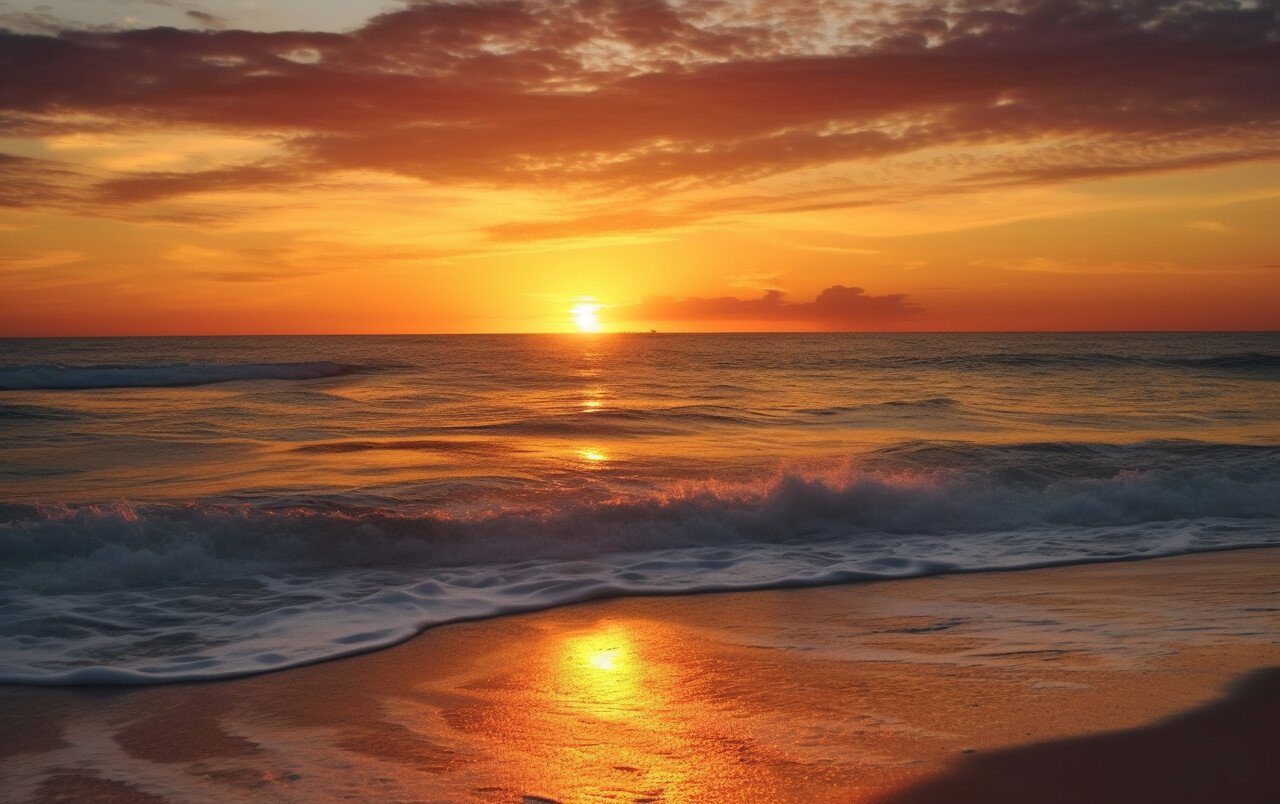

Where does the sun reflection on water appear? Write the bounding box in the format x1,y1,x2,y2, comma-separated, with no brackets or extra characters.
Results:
576,447,609,463
588,646,619,671
581,386,606,412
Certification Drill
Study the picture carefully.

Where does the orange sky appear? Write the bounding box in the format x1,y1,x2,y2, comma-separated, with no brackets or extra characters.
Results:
1,0,1278,335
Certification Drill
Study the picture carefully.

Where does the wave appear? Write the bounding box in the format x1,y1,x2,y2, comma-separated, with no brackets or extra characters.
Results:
4,442,1276,587
868,352,1280,373
0,361,371,391
1,440,1277,684
0,403,83,421
438,400,970,437
1170,352,1280,370
799,397,963,417
438,405,791,437
3,352,1272,393
6,526,1276,686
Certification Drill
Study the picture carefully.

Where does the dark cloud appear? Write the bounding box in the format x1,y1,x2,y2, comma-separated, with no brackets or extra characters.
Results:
0,1,1276,218
0,152,81,207
97,163,308,203
614,285,921,328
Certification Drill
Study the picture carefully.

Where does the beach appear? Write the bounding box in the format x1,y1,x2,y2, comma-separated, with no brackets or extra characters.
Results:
3,548,1276,803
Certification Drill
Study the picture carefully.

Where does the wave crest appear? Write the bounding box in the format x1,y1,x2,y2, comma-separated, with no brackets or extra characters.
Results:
4,443,1277,593
2,440,1277,684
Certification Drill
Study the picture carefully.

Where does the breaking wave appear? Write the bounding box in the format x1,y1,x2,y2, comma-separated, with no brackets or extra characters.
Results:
2,440,1277,685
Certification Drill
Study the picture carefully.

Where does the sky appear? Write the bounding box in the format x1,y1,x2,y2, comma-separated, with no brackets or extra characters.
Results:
0,0,1277,335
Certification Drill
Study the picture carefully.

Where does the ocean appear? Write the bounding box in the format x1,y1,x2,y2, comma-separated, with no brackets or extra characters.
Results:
1,332,1277,684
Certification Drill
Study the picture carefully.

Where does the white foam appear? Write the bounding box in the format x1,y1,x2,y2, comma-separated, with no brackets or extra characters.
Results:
2,463,1278,684
3,522,1277,685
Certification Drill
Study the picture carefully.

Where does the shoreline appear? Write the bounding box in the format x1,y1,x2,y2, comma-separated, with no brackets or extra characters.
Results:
882,665,1279,804
3,548,1277,802
8,541,1280,689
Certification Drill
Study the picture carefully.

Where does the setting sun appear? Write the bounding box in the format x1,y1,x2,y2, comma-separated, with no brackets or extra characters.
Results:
571,301,603,333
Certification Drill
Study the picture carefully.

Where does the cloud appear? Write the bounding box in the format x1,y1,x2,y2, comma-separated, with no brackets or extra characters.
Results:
185,10,228,30
0,250,87,271
791,244,881,255
96,163,308,203
728,272,787,291
1184,220,1232,234
0,0,1276,233
0,152,82,207
972,257,1266,275
613,285,920,328
484,209,693,242
195,269,323,283
0,7,67,34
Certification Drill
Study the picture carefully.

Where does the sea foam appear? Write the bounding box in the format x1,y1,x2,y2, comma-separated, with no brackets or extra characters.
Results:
2,443,1278,684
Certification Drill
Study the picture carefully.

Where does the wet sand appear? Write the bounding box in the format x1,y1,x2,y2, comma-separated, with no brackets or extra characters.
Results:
2,548,1278,803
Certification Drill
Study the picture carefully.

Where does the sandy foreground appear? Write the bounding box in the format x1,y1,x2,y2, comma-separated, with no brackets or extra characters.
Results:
2,549,1277,803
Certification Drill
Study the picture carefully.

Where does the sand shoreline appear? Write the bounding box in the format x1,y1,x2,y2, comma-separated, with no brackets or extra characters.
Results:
3,548,1278,802
11,543,1279,689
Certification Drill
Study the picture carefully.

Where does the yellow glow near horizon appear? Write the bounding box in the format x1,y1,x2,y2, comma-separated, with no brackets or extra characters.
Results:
571,301,603,333
2,1,1279,337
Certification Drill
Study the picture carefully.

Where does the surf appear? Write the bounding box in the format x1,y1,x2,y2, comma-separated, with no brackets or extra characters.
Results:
2,440,1278,685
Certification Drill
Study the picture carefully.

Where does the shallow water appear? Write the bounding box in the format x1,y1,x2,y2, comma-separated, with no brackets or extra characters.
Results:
1,332,1277,683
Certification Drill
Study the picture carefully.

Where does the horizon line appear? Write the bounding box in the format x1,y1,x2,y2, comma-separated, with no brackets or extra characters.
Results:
1,329,1277,339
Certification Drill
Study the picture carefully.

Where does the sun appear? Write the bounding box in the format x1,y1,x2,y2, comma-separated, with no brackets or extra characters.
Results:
587,646,619,671
571,300,603,333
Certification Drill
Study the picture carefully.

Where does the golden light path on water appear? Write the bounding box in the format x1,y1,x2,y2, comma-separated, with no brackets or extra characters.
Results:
576,447,609,463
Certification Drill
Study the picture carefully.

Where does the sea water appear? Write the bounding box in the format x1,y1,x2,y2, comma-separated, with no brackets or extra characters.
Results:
1,332,1277,683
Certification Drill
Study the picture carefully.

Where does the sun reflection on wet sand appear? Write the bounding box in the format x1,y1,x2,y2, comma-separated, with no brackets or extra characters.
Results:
558,625,649,721
478,618,772,802
7,556,1280,803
